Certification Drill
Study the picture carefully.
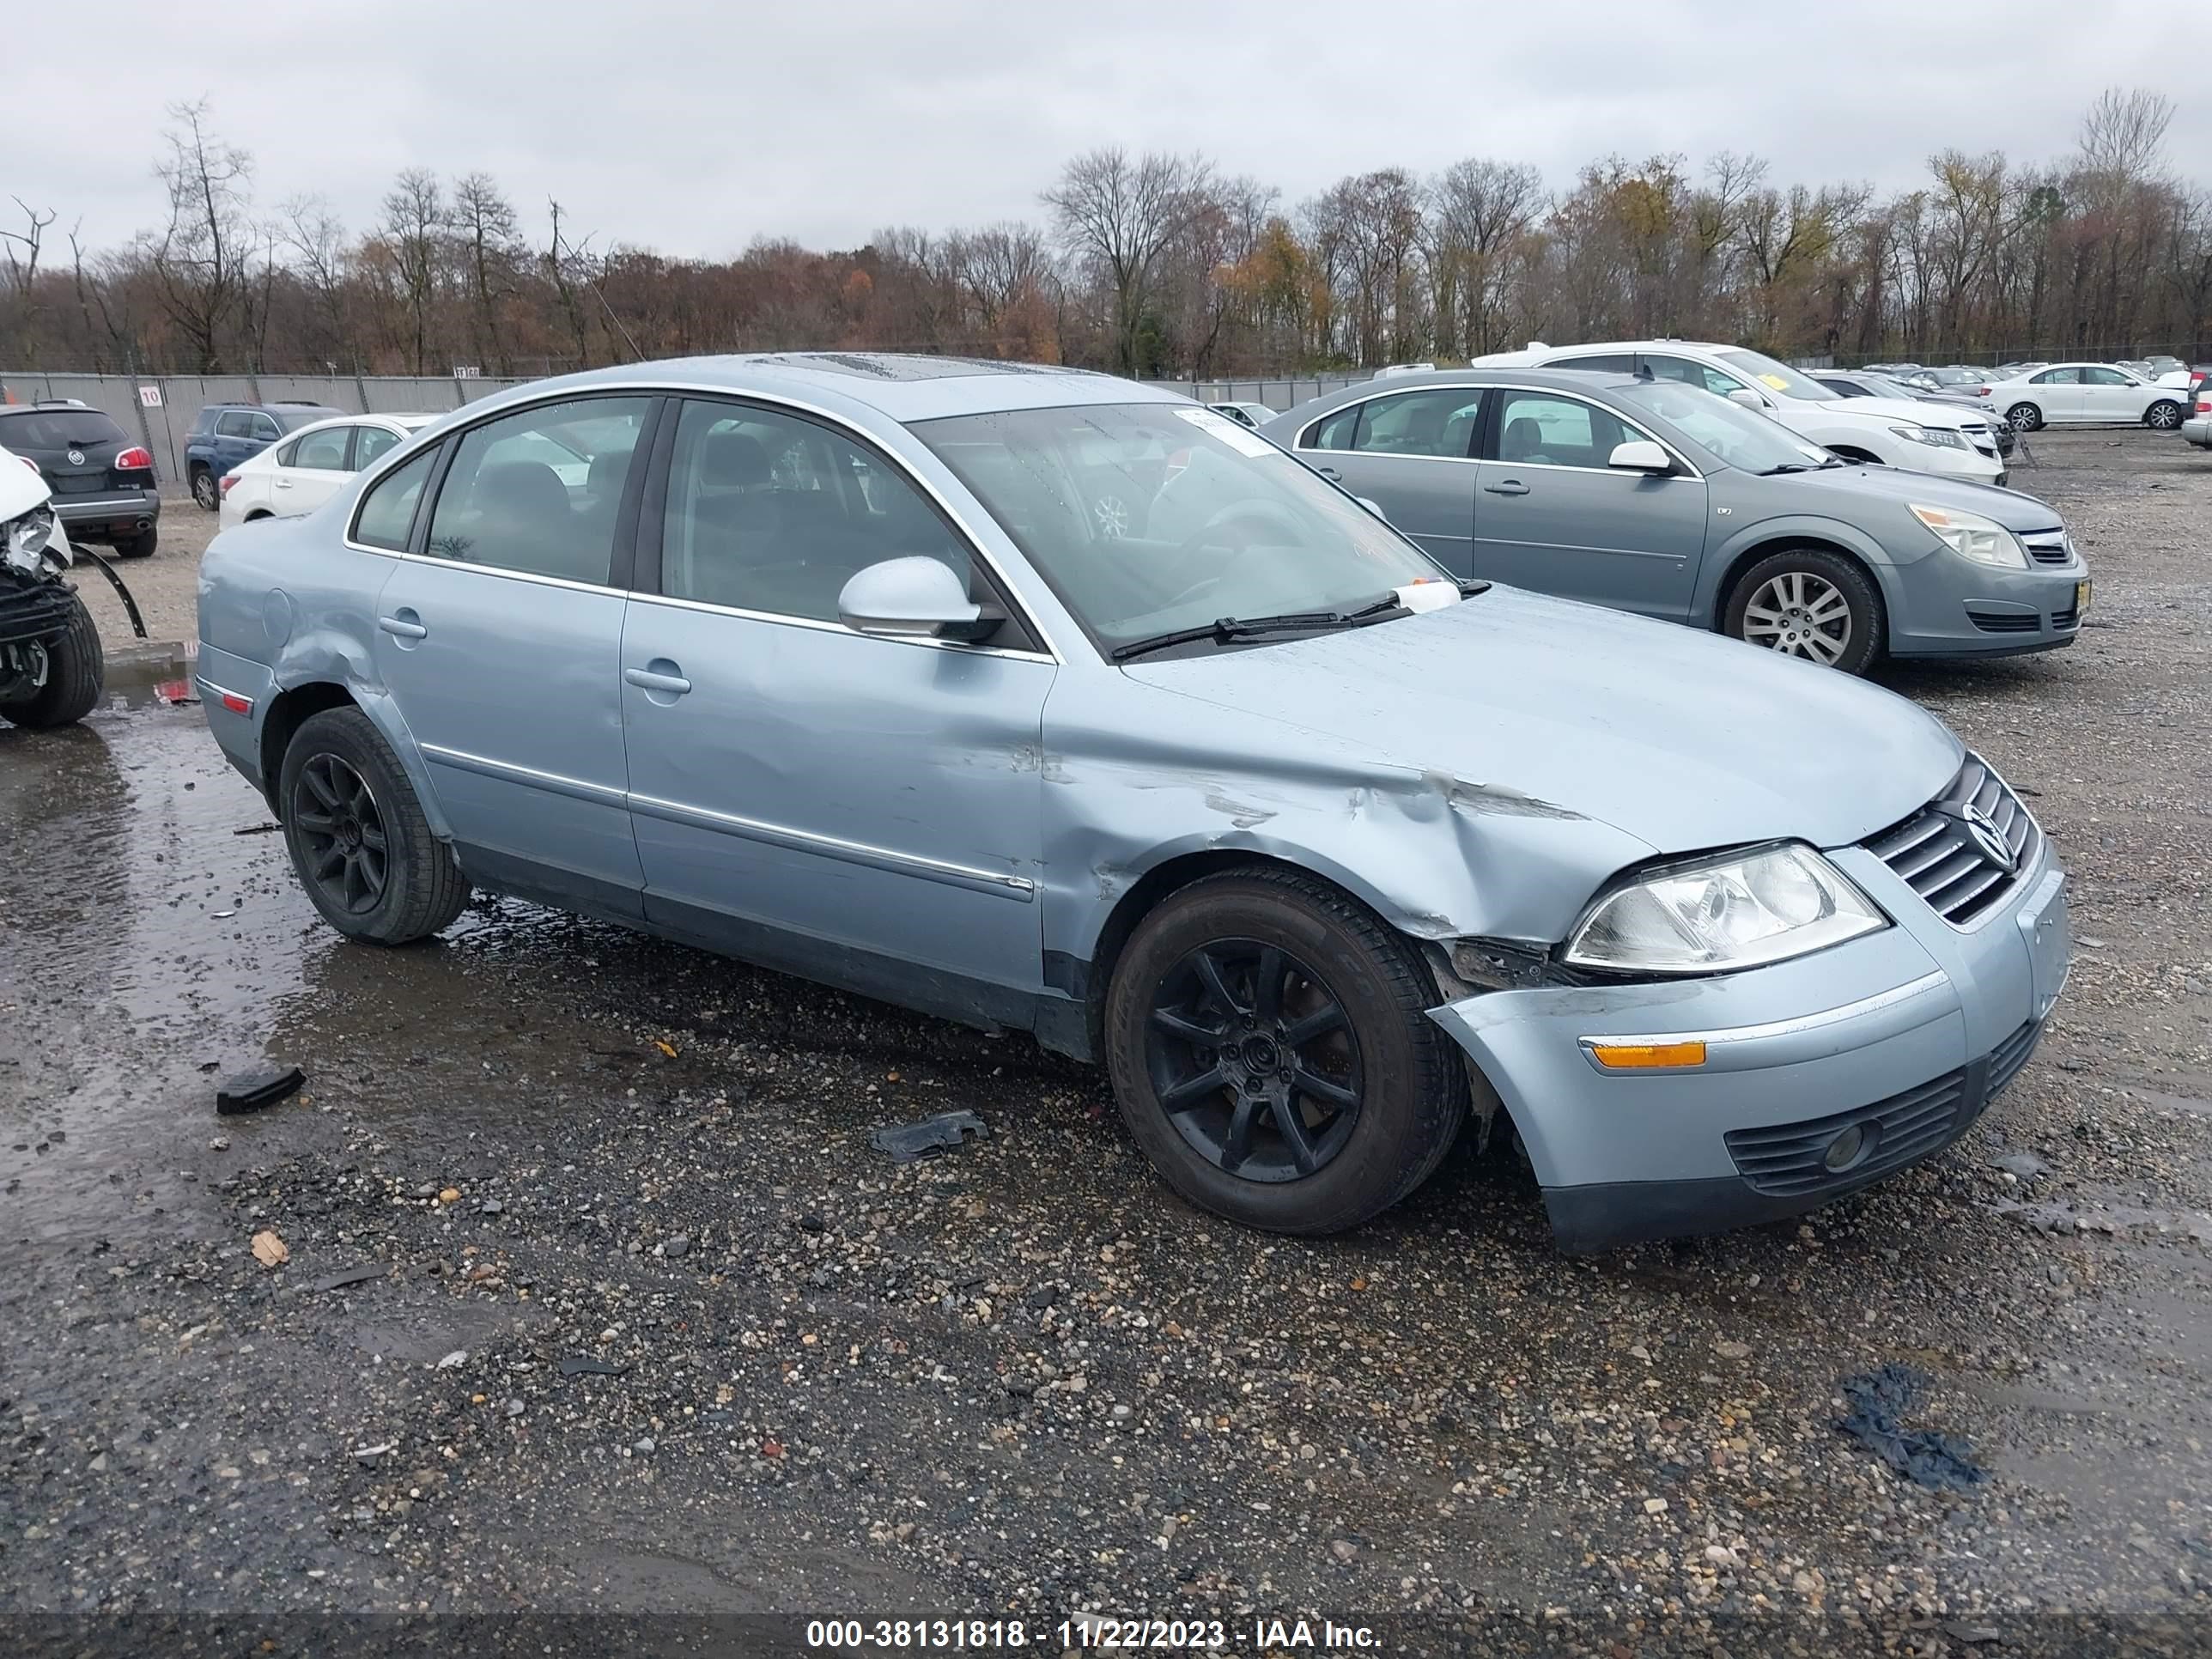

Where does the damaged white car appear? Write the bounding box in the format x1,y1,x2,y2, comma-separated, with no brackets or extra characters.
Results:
0,442,106,729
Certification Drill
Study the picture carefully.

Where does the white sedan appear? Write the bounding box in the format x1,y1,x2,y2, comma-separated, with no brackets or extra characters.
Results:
219,414,434,529
1978,363,2190,433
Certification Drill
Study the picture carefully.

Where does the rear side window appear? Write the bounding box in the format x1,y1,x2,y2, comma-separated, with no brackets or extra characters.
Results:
422,397,650,582
1549,353,1637,374
2032,368,2078,385
356,426,404,469
1643,356,1747,398
352,449,437,551
0,410,128,447
1347,389,1484,459
192,407,221,434
1305,404,1360,451
289,427,352,471
658,398,969,622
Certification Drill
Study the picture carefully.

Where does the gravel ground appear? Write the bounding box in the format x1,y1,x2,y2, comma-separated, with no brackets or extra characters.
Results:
4,428,2210,1656
76,491,205,660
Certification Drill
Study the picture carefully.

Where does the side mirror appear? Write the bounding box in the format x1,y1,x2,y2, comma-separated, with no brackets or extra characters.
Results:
837,556,1001,643
1725,387,1766,410
1607,440,1673,473
1356,496,1391,523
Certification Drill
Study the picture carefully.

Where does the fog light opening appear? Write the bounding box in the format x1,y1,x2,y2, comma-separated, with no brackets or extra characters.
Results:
1823,1122,1876,1173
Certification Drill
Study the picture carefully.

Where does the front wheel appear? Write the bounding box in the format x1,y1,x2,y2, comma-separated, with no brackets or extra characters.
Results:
0,591,103,729
278,707,470,944
2146,399,2185,431
1103,868,1467,1235
1724,547,1886,675
2005,402,2044,433
190,467,218,512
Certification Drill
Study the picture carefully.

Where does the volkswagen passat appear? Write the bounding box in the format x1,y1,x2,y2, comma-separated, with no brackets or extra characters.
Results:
196,355,2070,1250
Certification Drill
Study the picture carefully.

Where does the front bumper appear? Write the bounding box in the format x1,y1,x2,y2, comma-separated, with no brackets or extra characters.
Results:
1429,841,2069,1252
1885,552,2087,659
1899,443,2004,485
2183,416,2212,450
52,488,160,540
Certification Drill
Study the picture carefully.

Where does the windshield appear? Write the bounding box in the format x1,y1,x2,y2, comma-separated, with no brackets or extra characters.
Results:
1616,380,1837,474
1862,374,1925,400
912,402,1443,653
1715,349,1837,403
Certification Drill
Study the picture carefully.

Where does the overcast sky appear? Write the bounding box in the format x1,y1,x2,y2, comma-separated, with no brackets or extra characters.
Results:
10,1,2208,259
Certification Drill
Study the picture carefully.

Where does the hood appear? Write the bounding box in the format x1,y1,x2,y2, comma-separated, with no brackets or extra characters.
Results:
0,444,52,520
1812,394,1983,431
1773,459,2061,531
1123,587,1961,857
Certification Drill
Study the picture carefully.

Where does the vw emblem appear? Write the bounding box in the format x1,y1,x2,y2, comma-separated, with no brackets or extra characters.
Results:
65,448,84,465
1949,803,2018,874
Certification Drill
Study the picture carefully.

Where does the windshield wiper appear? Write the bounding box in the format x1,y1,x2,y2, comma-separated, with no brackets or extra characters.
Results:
1761,459,1844,474
1110,601,1405,663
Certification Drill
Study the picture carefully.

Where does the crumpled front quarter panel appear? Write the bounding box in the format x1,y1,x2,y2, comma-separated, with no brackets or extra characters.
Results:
1037,668,1660,966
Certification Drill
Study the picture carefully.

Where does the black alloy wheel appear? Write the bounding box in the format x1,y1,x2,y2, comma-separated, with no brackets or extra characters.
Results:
290,752,390,915
1146,939,1364,1182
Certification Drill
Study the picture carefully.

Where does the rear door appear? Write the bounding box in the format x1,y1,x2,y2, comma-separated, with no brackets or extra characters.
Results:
275,424,356,515
1292,386,1485,574
367,393,657,915
2027,368,2082,422
1467,385,1710,619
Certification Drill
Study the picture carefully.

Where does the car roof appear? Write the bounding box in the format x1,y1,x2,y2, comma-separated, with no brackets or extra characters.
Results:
1267,366,1655,424
507,351,1171,423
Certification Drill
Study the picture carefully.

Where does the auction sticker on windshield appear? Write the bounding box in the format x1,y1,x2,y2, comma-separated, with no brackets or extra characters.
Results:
1176,406,1278,458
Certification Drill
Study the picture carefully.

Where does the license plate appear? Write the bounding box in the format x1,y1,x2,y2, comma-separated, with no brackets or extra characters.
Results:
2018,872,2070,1018
2075,579,2092,615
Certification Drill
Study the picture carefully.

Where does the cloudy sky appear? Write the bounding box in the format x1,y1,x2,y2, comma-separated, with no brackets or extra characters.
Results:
10,0,2207,258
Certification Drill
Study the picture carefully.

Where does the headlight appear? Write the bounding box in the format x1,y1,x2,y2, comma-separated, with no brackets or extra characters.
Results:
1910,502,2027,568
1890,424,1967,449
3,504,57,571
1564,842,1887,975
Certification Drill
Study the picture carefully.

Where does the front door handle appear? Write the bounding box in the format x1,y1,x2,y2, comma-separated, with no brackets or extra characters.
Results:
377,611,428,640
1484,478,1531,496
1315,465,1343,482
624,663,692,697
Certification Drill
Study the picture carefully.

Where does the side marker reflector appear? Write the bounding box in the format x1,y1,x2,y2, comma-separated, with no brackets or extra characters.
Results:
1588,1040,1707,1071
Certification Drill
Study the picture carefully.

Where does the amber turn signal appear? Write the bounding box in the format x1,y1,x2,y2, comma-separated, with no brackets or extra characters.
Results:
1587,1040,1707,1071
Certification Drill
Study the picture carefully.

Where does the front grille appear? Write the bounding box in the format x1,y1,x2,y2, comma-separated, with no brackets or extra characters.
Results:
1865,753,2040,926
2020,530,2073,566
1725,1067,1970,1197
1985,1019,2042,1099
1969,609,2040,633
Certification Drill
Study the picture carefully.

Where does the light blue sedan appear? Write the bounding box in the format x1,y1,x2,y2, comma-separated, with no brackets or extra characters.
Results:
195,355,2069,1249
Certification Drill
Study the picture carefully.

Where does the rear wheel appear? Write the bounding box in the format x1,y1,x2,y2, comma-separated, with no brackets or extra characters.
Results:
1724,547,1885,675
2146,399,2184,431
278,707,469,944
112,526,158,559
190,466,218,512
0,591,103,729
1103,867,1466,1235
2005,401,2044,432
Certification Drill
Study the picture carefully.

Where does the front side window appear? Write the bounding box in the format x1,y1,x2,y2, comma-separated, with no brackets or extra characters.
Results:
1348,389,1484,459
914,402,1440,656
422,397,649,581
659,399,969,622
1616,380,1836,475
2081,367,2132,386
356,425,404,469
1491,391,1639,468
251,415,282,443
352,448,437,551
291,426,352,471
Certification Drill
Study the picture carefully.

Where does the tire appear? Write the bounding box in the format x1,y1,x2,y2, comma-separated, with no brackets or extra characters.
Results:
277,707,469,945
112,526,158,559
1103,866,1466,1236
190,466,218,512
2146,399,2184,431
1723,547,1886,675
0,591,103,729
2005,401,2043,433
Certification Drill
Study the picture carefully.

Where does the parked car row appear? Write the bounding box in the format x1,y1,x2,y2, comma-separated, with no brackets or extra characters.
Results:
191,351,2073,1255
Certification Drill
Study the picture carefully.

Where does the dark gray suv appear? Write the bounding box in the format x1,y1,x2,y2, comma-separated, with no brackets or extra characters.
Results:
0,402,161,558
1267,368,2087,674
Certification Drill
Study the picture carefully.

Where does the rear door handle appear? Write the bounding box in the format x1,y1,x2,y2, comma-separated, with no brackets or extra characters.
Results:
273,478,294,490
377,613,428,640
1484,479,1530,496
1315,465,1343,482
624,664,692,696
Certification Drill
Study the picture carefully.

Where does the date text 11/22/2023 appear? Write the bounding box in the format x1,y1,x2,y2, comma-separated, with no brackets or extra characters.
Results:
804,1616,1382,1650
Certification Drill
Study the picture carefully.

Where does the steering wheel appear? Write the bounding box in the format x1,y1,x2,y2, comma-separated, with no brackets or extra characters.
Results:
1174,500,1306,561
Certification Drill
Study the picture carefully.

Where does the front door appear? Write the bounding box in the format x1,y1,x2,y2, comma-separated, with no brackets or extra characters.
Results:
2077,366,2145,422
1468,386,1710,619
366,393,656,915
1293,386,1486,575
619,397,1053,1018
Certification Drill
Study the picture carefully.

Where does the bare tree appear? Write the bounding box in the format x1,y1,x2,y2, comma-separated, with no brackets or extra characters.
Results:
144,100,256,371
1042,148,1216,374
451,172,522,374
1429,158,1545,356
278,194,353,364
380,167,446,374
2076,88,2174,186
1,196,58,359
